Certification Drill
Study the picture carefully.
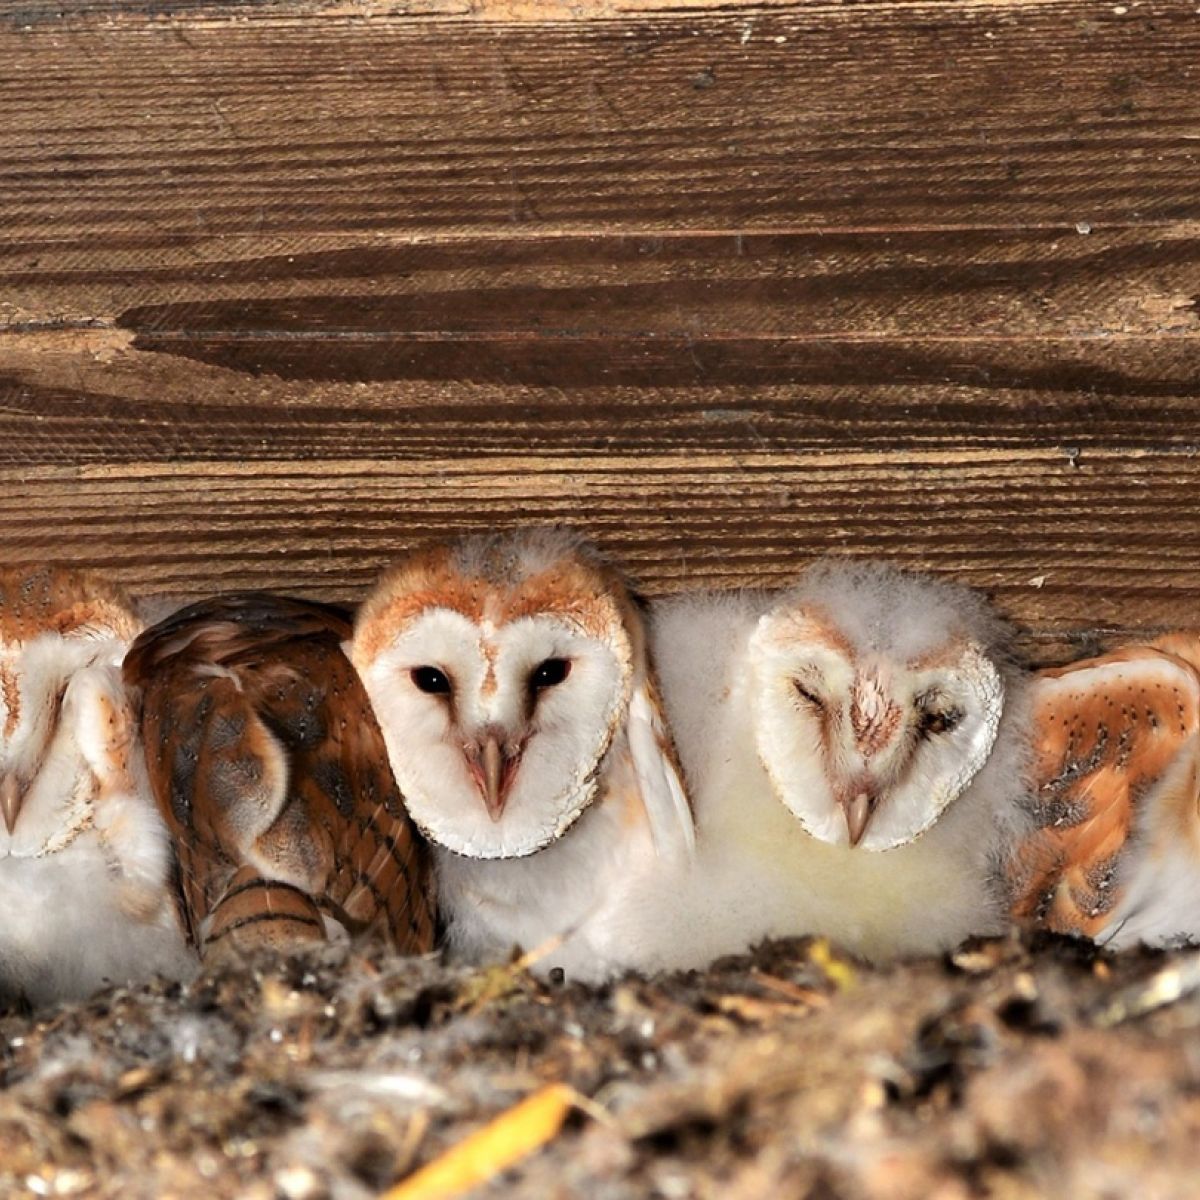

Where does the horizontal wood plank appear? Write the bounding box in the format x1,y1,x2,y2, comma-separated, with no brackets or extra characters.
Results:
2,1,1198,244
3,335,1200,463
3,223,1198,462
4,451,1200,645
7,226,1200,335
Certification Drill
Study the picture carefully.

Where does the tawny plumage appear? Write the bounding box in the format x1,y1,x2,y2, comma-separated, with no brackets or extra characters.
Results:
1012,636,1200,948
0,564,195,1007
124,594,435,959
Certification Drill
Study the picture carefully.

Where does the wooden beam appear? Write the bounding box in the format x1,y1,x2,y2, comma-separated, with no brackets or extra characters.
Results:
3,452,1198,640
2,2,1196,242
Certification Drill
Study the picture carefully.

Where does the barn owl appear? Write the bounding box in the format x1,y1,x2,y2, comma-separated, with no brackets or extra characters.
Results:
350,529,694,982
647,559,1033,965
0,564,195,1007
124,593,435,960
1011,634,1200,950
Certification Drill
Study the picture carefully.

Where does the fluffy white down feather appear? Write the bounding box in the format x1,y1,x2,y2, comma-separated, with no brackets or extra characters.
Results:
637,571,1033,967
1101,736,1200,951
0,641,196,1008
435,727,675,983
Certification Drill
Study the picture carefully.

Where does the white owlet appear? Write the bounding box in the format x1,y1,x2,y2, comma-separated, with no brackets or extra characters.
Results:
0,565,196,1008
647,558,1033,965
1011,633,1200,951
351,530,694,982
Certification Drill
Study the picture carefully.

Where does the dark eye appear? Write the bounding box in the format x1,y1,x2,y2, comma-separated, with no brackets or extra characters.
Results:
530,657,571,692
794,680,824,709
920,706,962,736
411,666,452,695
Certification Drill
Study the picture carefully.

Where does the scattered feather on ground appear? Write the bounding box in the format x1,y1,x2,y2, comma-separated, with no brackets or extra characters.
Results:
3,934,1200,1199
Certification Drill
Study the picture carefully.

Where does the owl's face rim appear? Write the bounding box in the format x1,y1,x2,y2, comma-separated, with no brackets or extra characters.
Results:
356,601,633,861
748,604,1005,852
0,630,132,843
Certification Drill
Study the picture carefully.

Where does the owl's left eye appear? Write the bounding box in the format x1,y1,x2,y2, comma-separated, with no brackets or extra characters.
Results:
919,705,962,736
530,657,571,692
411,666,452,695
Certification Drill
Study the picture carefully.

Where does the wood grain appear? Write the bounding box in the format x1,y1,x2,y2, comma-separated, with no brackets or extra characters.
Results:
7,227,1199,336
2,225,1198,462
1,0,1198,643
4,451,1200,639
2,2,1198,242
4,337,1200,464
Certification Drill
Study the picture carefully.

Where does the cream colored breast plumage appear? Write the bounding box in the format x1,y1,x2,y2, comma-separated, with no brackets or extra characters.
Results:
647,559,1033,966
351,529,694,982
0,564,195,1008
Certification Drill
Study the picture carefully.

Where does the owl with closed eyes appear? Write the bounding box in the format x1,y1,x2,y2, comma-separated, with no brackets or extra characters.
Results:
1011,633,1200,950
646,559,1032,966
124,593,435,960
350,529,694,982
0,564,195,1008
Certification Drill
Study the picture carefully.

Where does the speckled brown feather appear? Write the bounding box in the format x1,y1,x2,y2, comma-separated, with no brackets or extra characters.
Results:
0,563,140,646
1,564,142,741
354,535,637,669
124,594,435,958
1011,643,1200,938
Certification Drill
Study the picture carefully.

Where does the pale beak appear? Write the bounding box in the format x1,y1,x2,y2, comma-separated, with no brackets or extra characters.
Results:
466,735,523,822
840,790,877,848
0,774,24,835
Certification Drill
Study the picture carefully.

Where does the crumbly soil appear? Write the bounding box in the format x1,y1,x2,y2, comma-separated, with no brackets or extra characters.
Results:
2,934,1199,1200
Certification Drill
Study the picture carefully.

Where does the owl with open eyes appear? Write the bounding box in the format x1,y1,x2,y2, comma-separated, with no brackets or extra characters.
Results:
350,529,694,983
647,559,1033,965
0,564,195,1008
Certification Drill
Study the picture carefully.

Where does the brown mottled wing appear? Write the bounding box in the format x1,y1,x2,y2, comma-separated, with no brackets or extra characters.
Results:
124,593,435,958
1011,645,1200,938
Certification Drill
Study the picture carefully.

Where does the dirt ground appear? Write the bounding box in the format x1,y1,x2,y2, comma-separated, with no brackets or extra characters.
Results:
3,934,1200,1200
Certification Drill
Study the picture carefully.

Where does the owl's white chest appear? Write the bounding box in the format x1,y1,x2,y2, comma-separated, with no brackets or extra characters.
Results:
685,700,1007,964
0,761,195,1007
436,773,661,983
0,828,195,1007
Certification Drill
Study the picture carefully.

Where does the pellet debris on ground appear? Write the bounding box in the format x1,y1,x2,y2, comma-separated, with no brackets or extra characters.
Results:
2,934,1199,1200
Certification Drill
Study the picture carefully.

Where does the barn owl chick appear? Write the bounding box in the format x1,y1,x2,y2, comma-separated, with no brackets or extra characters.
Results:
351,530,694,982
1011,634,1200,950
649,559,1032,965
0,564,195,1008
124,594,435,960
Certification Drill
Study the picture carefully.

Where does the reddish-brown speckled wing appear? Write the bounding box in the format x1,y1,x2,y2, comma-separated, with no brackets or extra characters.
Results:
124,594,435,958
1011,642,1200,939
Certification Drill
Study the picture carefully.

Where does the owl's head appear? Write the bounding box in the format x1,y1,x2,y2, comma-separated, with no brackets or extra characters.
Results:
748,559,1009,851
0,564,141,832
353,530,651,859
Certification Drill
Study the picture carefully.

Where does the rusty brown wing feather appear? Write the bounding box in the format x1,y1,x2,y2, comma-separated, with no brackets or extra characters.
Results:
1011,644,1200,939
124,593,435,958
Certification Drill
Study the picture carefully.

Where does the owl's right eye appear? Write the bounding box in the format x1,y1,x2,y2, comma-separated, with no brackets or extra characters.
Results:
411,666,452,695
794,680,825,709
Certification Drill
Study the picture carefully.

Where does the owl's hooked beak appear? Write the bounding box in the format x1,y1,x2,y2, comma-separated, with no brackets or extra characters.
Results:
465,734,523,822
839,789,878,847
0,774,24,834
